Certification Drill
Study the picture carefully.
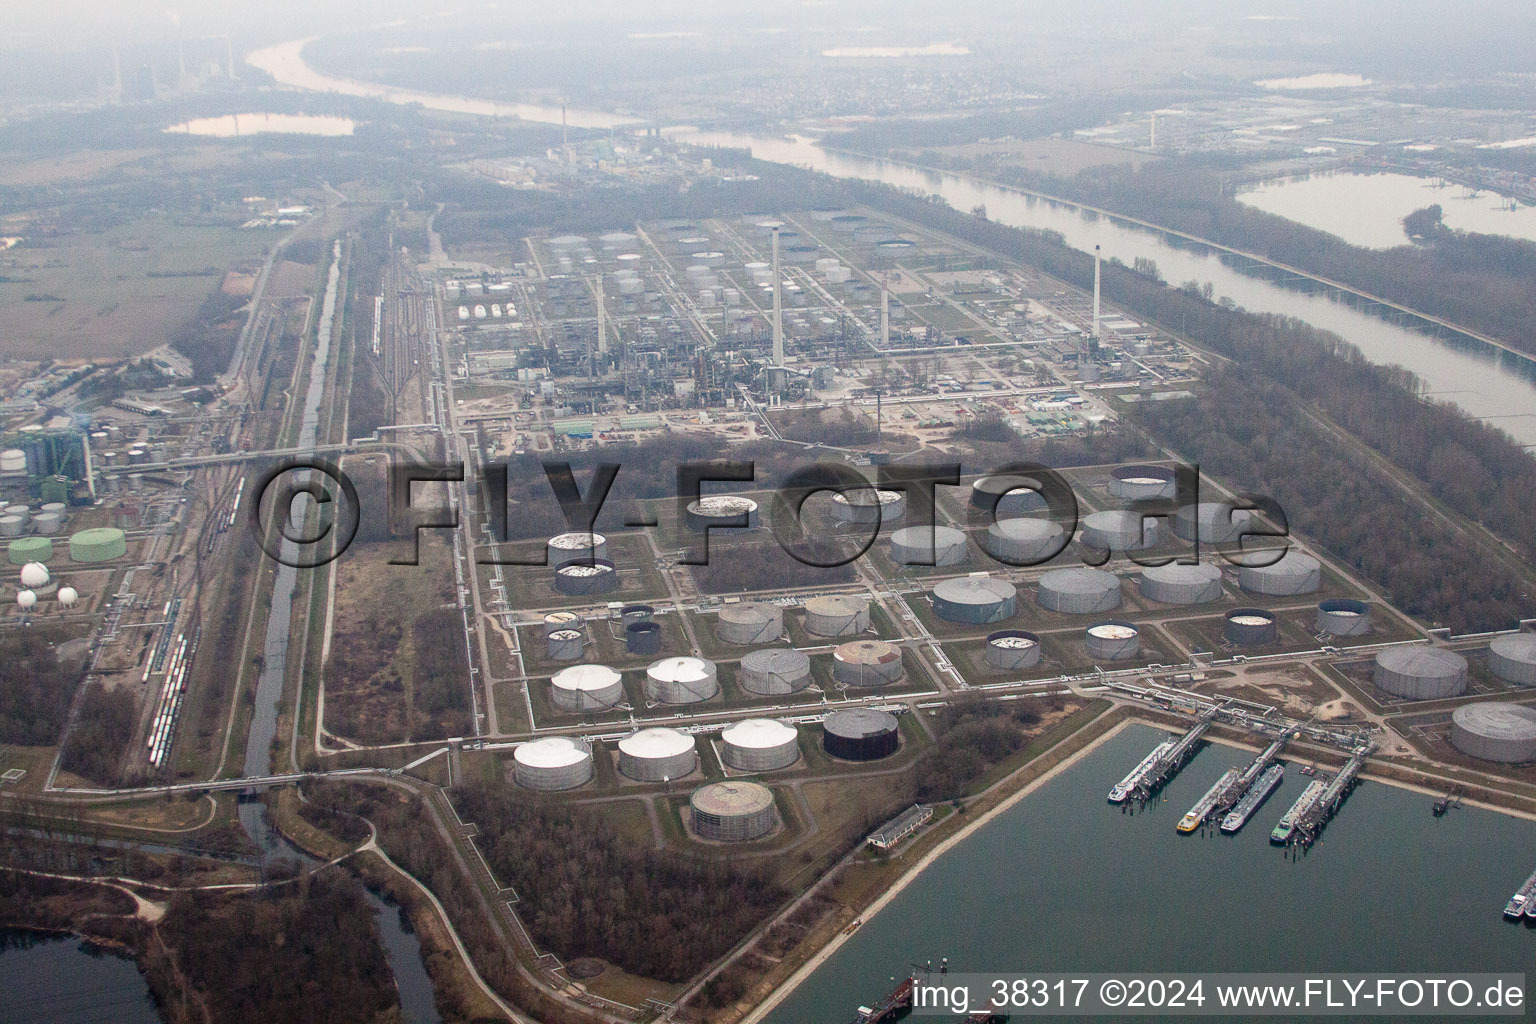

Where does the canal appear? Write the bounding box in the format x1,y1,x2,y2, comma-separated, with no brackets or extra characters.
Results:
762,723,1536,1024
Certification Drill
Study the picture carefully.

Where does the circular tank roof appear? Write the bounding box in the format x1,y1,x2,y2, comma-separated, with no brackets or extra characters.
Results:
548,532,605,549
833,639,901,665
988,631,1039,649
832,489,902,506
741,648,810,673
1451,702,1536,741
648,656,714,683
1143,563,1222,585
805,594,867,615
720,602,778,624
721,719,798,749
1227,612,1276,626
988,518,1062,541
619,727,694,759
1088,622,1139,640
555,562,614,577
552,664,621,692
1490,634,1536,666
1376,646,1467,677
824,708,898,739
515,737,590,769
688,496,758,516
972,474,1042,497
1040,567,1120,595
692,781,774,816
932,576,1017,605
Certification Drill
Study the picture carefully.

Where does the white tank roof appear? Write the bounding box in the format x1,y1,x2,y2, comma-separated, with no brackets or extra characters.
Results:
721,718,798,749
648,656,713,683
1088,623,1138,639
514,737,590,769
549,531,605,549
552,664,621,692
619,727,694,759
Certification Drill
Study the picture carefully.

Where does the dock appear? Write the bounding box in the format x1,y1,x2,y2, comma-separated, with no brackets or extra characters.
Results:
1177,768,1241,833
1271,778,1328,845
1206,730,1295,818
1505,866,1536,920
1290,742,1374,848
1108,738,1175,803
1132,707,1217,800
1220,763,1285,833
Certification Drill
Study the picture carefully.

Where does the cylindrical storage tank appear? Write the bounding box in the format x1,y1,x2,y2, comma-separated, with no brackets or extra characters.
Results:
547,628,585,661
1139,563,1223,605
31,512,63,535
1487,634,1536,686
553,559,618,595
985,629,1042,670
7,507,29,527
39,502,66,515
621,604,654,625
645,656,719,704
69,527,126,562
1108,465,1177,501
1174,502,1254,544
830,214,867,233
0,449,26,475
931,576,1017,624
550,664,623,711
1373,646,1468,699
982,518,1066,565
513,737,594,791
830,488,904,525
804,594,870,637
690,781,778,842
716,602,784,645
889,525,967,566
969,475,1047,519
618,728,696,781
784,244,819,264
542,610,584,636
547,531,607,565
685,496,759,532
738,648,812,695
7,536,53,565
1037,568,1121,614
1086,620,1142,661
625,620,663,655
720,719,800,772
0,516,24,539
823,708,899,761
1224,608,1279,646
549,234,588,250
831,639,904,687
1450,702,1536,763
1316,599,1372,636
1080,510,1159,552
125,473,144,492
1238,551,1321,596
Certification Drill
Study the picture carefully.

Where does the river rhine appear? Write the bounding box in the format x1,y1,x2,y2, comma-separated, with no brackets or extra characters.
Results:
762,724,1535,1023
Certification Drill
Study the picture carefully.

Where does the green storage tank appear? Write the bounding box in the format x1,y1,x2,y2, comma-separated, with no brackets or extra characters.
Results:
7,536,53,565
69,527,126,562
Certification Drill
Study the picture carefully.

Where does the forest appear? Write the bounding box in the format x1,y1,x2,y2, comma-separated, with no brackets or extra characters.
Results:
0,632,79,746
58,682,135,785
452,781,786,983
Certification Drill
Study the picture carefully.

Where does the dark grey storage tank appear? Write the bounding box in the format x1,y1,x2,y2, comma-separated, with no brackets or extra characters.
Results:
822,708,900,761
1224,608,1279,646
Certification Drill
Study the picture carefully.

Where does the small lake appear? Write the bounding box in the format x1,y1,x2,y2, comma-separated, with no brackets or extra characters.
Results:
0,929,160,1024
163,113,356,138
1239,171,1536,249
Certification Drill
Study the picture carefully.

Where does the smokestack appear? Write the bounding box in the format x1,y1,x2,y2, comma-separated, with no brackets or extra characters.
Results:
880,273,889,349
226,36,237,80
81,431,97,503
771,226,783,368
1150,113,1156,149
594,274,607,355
1092,244,1101,341
562,105,570,169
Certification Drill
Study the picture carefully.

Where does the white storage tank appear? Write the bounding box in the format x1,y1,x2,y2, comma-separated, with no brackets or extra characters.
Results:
1487,634,1536,686
831,488,905,525
889,525,967,566
738,648,813,695
1085,620,1141,661
831,639,904,687
550,664,624,712
1080,510,1159,553
553,559,618,596
716,602,784,645
1139,563,1223,605
690,781,778,842
1450,702,1536,763
1108,465,1177,501
804,594,870,637
1316,599,1372,636
1238,551,1321,596
546,531,607,565
982,518,1066,565
542,610,584,636
644,656,720,704
985,629,1042,670
1037,568,1122,614
547,628,585,661
720,719,800,772
618,727,696,781
1174,502,1254,545
514,737,594,791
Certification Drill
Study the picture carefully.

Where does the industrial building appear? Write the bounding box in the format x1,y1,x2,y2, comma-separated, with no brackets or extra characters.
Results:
803,594,870,637
984,629,1042,670
931,576,1017,624
1173,502,1254,545
720,718,801,771
1487,634,1536,686
618,727,697,781
553,559,618,595
1450,703,1536,763
1317,599,1372,636
822,708,900,761
685,496,759,532
549,664,624,711
1374,646,1469,699
831,488,904,525
1036,567,1122,614
690,781,779,842
831,639,905,687
514,737,595,791
715,601,784,645
981,518,1066,565
1238,551,1321,596
644,656,719,703
1224,608,1279,646
738,648,813,695
1085,620,1141,660
1080,510,1159,552
889,525,968,566
1108,465,1177,501
1139,563,1223,605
